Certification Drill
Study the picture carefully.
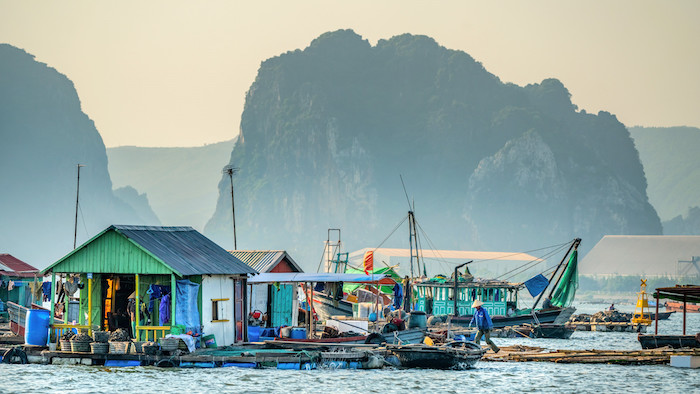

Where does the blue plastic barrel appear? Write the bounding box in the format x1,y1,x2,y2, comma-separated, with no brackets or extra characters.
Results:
290,327,306,339
24,309,50,346
248,326,261,342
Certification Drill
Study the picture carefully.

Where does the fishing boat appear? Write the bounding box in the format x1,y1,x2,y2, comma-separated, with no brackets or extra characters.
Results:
666,301,700,313
311,290,354,322
638,334,700,349
638,285,700,349
414,238,581,329
385,341,486,370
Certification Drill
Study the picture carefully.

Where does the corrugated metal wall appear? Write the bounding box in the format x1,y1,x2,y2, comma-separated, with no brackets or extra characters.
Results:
52,230,172,274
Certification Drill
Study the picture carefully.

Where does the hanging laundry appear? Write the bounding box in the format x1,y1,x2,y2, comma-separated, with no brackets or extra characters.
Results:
159,293,171,326
8,280,14,291
42,282,51,302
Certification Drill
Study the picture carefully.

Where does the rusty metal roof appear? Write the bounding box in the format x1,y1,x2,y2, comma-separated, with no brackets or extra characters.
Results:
0,254,39,277
228,250,302,273
654,285,700,304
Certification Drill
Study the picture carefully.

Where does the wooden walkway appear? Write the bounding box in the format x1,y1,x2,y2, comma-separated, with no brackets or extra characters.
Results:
482,345,700,365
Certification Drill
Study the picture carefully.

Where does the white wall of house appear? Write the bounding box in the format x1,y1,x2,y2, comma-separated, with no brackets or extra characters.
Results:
201,275,235,346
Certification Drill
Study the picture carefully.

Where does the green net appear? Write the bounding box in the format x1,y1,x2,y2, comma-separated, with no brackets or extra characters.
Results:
343,266,401,294
551,250,578,308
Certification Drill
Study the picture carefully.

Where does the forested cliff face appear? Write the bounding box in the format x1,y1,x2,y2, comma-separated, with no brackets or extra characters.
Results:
0,44,156,267
205,30,661,269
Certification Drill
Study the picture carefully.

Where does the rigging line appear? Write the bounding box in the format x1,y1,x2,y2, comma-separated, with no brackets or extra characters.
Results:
78,203,89,239
372,215,408,251
491,242,571,280
413,221,449,273
500,244,571,281
399,175,412,211
496,243,560,279
413,221,446,262
497,244,568,280
470,240,574,265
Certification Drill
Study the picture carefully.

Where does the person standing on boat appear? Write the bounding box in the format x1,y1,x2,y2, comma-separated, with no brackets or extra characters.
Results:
469,300,500,353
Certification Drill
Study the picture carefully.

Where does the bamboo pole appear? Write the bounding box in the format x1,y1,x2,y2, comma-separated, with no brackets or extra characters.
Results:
654,293,659,335
170,274,176,332
683,294,687,335
135,274,140,340
310,282,315,339
88,275,93,333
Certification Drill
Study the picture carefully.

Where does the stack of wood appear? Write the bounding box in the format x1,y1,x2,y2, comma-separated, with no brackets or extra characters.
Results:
482,345,700,365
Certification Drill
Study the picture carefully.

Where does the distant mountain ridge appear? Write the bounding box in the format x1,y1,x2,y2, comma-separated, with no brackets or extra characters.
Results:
107,139,237,230
0,44,156,267
204,30,661,270
629,126,700,235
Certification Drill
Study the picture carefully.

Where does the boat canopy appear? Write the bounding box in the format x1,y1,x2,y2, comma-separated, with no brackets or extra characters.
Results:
653,285,700,303
248,272,389,284
415,276,523,290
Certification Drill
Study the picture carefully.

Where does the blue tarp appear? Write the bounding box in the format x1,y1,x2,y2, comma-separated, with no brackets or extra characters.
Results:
524,274,549,297
175,279,201,335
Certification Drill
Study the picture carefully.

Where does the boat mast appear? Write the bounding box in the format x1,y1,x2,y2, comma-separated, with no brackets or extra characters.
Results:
408,210,415,278
532,238,581,309
547,238,581,299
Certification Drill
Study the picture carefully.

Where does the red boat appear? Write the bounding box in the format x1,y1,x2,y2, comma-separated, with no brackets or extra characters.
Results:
666,301,700,313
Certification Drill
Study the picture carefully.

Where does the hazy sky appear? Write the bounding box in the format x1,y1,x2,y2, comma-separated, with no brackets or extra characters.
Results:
1,1,698,147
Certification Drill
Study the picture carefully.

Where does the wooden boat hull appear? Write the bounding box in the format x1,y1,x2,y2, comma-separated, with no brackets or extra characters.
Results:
450,307,575,329
666,301,700,313
638,334,700,349
388,343,486,370
533,324,575,339
312,292,354,321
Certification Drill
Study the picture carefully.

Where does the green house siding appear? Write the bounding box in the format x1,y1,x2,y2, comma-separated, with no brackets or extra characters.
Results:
52,231,173,275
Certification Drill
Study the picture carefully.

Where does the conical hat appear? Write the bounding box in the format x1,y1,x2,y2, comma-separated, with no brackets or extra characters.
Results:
472,299,483,308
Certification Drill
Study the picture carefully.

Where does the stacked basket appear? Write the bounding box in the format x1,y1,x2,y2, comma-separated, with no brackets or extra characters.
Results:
59,331,74,352
159,337,179,352
70,333,92,353
91,331,110,354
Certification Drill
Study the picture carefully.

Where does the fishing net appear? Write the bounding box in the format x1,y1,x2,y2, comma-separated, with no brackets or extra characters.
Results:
551,250,578,308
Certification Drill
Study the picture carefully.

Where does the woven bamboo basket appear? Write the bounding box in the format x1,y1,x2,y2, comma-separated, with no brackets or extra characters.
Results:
108,341,133,354
70,340,90,353
60,340,72,352
159,337,179,352
90,342,109,354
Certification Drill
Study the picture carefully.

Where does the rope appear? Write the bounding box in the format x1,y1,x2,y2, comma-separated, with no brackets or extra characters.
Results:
372,215,408,251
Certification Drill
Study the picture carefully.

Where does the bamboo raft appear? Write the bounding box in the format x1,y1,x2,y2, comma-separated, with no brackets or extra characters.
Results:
482,345,700,365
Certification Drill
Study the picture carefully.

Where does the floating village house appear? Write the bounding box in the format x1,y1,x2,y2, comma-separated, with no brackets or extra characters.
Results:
230,250,303,327
0,253,40,309
41,225,258,345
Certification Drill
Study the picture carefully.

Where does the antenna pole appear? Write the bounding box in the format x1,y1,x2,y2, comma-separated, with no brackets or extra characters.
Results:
73,164,85,249
223,165,239,250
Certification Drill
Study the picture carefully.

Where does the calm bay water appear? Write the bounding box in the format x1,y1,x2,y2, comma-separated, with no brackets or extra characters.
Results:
1,303,698,393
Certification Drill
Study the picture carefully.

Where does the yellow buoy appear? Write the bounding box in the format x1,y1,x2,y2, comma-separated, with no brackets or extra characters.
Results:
631,279,652,325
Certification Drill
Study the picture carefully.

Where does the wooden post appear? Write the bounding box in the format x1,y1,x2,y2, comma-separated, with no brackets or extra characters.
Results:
683,294,687,335
310,282,315,339
303,283,308,338
135,274,140,340
654,293,659,335
50,272,56,326
88,276,93,333
171,274,176,330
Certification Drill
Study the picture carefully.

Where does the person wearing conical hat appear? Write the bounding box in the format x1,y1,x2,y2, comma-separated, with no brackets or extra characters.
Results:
469,299,500,353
